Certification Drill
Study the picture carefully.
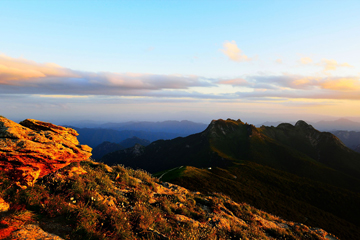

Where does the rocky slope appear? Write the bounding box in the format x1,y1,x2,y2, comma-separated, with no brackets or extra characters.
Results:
0,116,91,188
0,116,338,239
0,161,338,240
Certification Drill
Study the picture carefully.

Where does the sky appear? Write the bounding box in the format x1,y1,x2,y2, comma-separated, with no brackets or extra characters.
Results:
1,0,360,124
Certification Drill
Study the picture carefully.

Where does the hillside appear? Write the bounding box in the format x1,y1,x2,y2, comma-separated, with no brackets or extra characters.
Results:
92,137,150,160
101,119,360,239
101,119,360,189
0,116,336,239
0,162,337,240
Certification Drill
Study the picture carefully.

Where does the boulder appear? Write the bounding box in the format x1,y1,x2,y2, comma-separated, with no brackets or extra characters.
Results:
0,197,10,212
0,116,92,188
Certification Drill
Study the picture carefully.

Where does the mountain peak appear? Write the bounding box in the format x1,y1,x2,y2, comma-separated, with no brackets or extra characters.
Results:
295,120,314,130
206,119,246,136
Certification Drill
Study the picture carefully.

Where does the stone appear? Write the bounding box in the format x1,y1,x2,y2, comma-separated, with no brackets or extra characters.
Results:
0,197,10,212
0,116,92,188
10,224,64,240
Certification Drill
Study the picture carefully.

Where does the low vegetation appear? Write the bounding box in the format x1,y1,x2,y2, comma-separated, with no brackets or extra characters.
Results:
0,161,335,239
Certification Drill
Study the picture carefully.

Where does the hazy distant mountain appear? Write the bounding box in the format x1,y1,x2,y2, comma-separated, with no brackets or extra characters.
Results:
256,121,289,127
101,118,360,239
92,141,124,160
100,120,208,136
119,136,150,148
312,118,360,131
258,118,360,131
91,137,151,160
72,127,178,148
355,144,360,153
331,130,360,149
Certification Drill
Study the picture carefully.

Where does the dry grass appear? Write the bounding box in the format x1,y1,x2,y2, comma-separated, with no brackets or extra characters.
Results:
0,161,334,240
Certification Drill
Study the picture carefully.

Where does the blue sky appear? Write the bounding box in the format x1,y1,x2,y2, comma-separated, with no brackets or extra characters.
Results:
1,1,360,124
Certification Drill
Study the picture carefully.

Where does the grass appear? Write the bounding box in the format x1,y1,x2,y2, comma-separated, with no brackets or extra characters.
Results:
168,163,360,240
0,160,336,240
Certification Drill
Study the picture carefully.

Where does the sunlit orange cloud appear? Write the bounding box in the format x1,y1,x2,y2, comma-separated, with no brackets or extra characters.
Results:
318,59,353,71
221,41,251,62
0,54,213,96
0,54,77,84
321,78,360,91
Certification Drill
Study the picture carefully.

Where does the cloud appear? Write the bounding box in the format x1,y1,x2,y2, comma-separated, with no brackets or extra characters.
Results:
1,54,360,103
0,54,213,96
219,75,321,90
218,78,249,86
249,75,360,91
220,41,251,62
299,56,353,72
300,57,313,65
320,77,360,91
275,59,282,64
317,59,352,71
0,54,77,83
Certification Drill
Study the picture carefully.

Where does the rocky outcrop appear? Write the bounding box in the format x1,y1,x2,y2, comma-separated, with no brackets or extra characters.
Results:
10,224,64,240
0,116,91,188
0,197,9,212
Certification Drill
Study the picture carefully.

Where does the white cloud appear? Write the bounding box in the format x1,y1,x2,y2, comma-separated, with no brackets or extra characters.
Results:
220,41,251,62
300,57,313,65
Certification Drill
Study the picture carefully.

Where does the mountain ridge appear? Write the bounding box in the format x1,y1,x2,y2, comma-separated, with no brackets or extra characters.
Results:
100,118,360,239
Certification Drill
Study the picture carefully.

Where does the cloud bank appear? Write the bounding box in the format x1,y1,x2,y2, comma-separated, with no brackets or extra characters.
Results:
1,54,359,102
218,74,360,100
0,54,212,96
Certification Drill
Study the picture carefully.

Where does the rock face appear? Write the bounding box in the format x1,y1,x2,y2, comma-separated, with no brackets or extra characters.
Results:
0,116,92,188
0,197,10,212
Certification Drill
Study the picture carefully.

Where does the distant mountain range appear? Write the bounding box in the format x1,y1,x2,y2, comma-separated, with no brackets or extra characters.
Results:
259,118,360,152
259,118,360,131
71,127,178,148
99,120,208,135
68,120,208,148
331,130,360,149
91,137,150,160
100,119,360,239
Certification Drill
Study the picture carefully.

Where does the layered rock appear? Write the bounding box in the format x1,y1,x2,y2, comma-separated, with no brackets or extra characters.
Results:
0,116,91,188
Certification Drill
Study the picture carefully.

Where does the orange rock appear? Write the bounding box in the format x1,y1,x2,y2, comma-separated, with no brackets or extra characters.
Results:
0,116,92,188
0,197,10,212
